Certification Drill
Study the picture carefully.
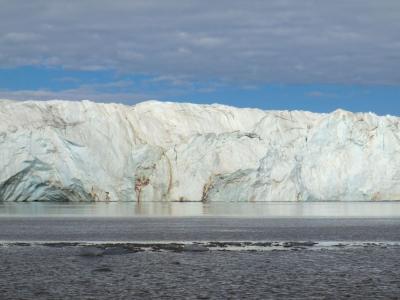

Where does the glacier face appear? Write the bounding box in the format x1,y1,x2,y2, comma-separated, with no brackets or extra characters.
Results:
0,99,399,202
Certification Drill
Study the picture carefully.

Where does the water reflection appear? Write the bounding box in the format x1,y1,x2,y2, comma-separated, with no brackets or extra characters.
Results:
1,201,400,217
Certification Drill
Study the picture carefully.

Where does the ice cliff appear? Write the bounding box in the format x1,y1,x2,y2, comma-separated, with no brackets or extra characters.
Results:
1,99,399,202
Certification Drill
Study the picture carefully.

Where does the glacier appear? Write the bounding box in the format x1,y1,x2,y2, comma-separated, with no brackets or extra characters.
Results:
1,99,400,202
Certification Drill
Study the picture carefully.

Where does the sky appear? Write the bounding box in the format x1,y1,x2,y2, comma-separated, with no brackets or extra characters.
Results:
0,0,399,115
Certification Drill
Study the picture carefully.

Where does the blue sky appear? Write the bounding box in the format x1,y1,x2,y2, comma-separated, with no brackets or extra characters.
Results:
0,1,399,115
0,66,399,115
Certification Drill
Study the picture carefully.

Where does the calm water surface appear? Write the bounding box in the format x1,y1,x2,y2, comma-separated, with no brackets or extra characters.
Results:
1,201,400,218
1,202,400,243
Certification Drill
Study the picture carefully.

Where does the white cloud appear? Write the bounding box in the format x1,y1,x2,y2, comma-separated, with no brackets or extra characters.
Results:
149,75,192,87
307,91,338,98
0,86,144,104
2,32,41,42
0,0,399,84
